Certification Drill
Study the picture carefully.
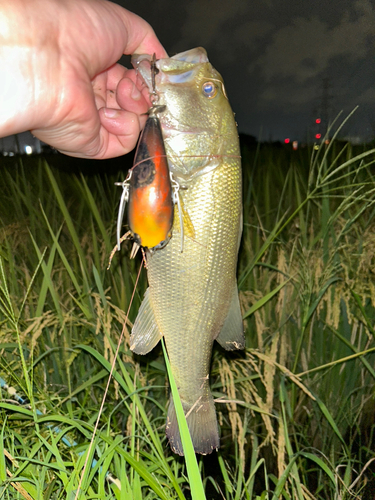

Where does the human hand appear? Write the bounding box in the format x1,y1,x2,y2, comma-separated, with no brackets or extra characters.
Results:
0,0,167,159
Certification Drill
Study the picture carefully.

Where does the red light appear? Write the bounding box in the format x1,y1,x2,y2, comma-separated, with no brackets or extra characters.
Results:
315,133,321,139
315,118,321,124
284,138,290,144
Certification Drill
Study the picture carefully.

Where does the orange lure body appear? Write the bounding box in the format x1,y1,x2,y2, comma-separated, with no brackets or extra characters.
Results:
127,110,174,250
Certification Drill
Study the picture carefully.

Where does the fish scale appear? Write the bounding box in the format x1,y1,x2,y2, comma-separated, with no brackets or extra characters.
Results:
130,47,244,455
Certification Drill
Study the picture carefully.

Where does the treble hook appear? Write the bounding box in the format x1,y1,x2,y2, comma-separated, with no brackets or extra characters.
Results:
115,171,132,251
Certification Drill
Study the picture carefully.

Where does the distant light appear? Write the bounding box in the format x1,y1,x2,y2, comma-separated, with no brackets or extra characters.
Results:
292,141,298,150
314,145,319,150
25,145,33,155
315,118,321,124
315,133,321,139
324,139,330,145
284,138,290,144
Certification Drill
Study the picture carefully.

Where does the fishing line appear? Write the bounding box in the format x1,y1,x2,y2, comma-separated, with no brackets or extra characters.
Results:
114,152,242,254
130,153,242,170
74,259,144,499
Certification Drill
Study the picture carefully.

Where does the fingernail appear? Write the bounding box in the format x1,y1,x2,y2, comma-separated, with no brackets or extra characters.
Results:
131,84,141,100
103,108,120,118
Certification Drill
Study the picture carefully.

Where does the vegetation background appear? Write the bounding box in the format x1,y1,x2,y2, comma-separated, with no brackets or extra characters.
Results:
1,117,375,499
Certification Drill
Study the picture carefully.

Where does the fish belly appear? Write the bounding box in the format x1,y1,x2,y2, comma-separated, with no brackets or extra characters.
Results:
144,157,242,454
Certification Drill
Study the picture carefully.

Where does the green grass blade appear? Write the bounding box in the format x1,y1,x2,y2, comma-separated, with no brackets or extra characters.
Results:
314,395,347,451
0,419,7,483
243,278,291,319
79,174,112,251
351,289,375,340
162,339,206,500
44,161,89,276
40,206,82,295
93,264,107,308
299,451,336,487
29,232,63,322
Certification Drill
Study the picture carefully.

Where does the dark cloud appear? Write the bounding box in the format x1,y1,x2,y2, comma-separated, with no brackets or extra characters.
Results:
180,1,247,46
115,0,375,141
233,20,274,49
250,1,374,83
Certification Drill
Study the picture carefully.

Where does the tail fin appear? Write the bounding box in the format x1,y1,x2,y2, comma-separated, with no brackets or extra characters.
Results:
166,396,219,455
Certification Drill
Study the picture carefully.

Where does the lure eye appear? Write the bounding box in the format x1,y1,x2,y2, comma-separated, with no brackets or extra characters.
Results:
202,81,217,99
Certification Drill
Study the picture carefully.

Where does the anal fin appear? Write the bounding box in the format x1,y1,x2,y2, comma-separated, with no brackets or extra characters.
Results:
130,288,163,354
216,285,245,350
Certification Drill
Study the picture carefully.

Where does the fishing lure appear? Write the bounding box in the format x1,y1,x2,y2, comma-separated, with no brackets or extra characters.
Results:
115,55,183,259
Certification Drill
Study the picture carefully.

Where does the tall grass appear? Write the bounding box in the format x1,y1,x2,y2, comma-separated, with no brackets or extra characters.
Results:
1,125,375,498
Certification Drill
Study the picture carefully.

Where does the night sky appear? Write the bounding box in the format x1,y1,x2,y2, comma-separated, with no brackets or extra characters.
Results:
118,0,375,143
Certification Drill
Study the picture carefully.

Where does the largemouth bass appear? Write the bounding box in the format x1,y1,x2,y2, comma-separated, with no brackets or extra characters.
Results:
130,47,244,455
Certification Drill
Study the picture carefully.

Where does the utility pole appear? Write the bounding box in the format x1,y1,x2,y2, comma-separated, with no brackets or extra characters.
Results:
312,78,333,141
320,78,333,136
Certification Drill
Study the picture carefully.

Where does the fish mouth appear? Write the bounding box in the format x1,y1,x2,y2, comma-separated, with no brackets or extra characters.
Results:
132,47,209,93
131,48,225,181
132,48,216,136
157,47,208,79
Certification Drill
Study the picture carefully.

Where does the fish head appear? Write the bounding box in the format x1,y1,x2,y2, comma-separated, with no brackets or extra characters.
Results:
132,48,239,183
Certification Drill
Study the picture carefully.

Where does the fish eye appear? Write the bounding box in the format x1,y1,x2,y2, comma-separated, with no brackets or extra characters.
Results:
202,81,217,99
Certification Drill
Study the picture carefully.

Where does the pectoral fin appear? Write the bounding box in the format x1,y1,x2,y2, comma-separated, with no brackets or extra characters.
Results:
173,194,195,239
130,288,163,354
216,286,245,350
